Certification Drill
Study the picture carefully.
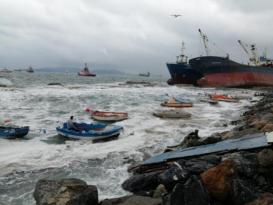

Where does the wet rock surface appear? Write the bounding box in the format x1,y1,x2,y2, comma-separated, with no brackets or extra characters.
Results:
34,178,98,205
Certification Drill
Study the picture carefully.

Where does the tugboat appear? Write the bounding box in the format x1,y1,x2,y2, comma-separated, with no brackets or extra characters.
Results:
27,66,34,73
78,63,96,77
166,42,202,85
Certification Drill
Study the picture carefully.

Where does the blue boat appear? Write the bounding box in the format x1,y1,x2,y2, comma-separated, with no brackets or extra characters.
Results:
56,122,123,141
0,126,29,139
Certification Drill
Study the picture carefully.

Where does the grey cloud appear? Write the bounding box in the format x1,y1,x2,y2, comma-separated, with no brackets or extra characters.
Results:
0,0,272,74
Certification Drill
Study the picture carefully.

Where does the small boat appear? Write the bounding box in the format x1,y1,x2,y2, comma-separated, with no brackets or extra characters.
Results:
153,110,191,119
86,109,128,122
161,98,193,108
56,122,123,141
78,63,96,77
27,66,34,73
139,72,150,77
0,68,12,73
0,126,29,139
210,94,239,103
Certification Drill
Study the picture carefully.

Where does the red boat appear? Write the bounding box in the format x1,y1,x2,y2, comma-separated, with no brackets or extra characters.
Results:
210,94,239,103
85,108,128,122
78,63,96,77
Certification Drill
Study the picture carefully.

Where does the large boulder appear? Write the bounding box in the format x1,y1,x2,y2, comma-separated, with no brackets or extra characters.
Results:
257,149,273,167
224,152,258,178
118,195,161,205
163,176,209,205
33,178,98,205
184,154,221,174
200,160,237,201
231,179,258,205
122,171,161,194
179,130,200,148
158,161,189,191
100,195,161,205
246,193,273,205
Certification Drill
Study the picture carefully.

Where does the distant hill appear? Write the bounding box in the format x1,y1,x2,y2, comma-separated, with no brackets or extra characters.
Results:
92,69,125,75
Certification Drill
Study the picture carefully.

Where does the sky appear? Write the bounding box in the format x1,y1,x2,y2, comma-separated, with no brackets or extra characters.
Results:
0,0,272,74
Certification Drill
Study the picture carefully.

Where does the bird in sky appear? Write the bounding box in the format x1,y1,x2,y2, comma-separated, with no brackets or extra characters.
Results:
170,14,182,18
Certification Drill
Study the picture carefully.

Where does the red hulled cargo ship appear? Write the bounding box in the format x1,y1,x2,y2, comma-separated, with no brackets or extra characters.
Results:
189,56,273,87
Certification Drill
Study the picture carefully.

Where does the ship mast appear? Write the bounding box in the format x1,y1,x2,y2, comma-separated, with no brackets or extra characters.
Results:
176,41,188,64
198,29,210,56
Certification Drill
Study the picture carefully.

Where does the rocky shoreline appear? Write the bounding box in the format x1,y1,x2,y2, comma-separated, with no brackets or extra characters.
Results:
34,91,273,205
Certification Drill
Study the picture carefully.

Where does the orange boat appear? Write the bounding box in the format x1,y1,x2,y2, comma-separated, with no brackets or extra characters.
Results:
85,108,128,122
160,98,193,108
210,94,239,102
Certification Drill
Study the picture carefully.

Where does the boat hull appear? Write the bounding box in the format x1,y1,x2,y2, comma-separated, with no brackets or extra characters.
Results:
160,102,193,108
0,126,29,139
153,110,191,119
198,71,273,87
78,72,96,77
88,111,128,122
189,56,273,87
166,63,203,85
56,123,123,141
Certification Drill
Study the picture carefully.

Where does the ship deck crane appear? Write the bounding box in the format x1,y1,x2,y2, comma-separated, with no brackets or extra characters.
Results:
198,29,210,56
238,40,259,66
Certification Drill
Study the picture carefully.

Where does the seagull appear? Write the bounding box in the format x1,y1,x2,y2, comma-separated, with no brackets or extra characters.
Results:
170,14,182,18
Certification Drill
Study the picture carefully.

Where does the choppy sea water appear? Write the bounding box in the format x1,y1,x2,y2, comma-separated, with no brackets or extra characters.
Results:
0,72,258,205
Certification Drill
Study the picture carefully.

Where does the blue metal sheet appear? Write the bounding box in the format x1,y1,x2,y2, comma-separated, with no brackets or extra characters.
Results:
142,133,268,165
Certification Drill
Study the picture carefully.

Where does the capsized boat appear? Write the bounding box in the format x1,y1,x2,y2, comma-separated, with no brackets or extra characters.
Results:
56,122,123,141
0,126,29,139
85,108,128,122
161,97,193,108
153,110,191,119
210,94,239,103
78,63,96,77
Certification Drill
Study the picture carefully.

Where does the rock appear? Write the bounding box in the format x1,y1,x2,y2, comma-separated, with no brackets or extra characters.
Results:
257,149,273,167
100,196,131,205
200,160,237,201
261,123,273,132
158,160,189,191
223,152,258,178
184,155,221,174
153,184,167,198
183,176,210,205
179,130,201,148
122,171,161,194
163,176,209,205
231,179,258,205
118,195,161,205
200,136,222,145
246,193,273,205
33,178,98,205
250,119,267,130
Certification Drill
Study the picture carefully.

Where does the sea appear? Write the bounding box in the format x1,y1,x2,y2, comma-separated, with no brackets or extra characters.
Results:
0,72,258,205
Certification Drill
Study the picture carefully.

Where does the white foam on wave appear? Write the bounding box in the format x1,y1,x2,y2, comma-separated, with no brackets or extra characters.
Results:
0,82,258,202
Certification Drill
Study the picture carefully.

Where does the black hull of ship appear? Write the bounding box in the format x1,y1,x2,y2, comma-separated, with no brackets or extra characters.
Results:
189,56,273,87
166,63,203,85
